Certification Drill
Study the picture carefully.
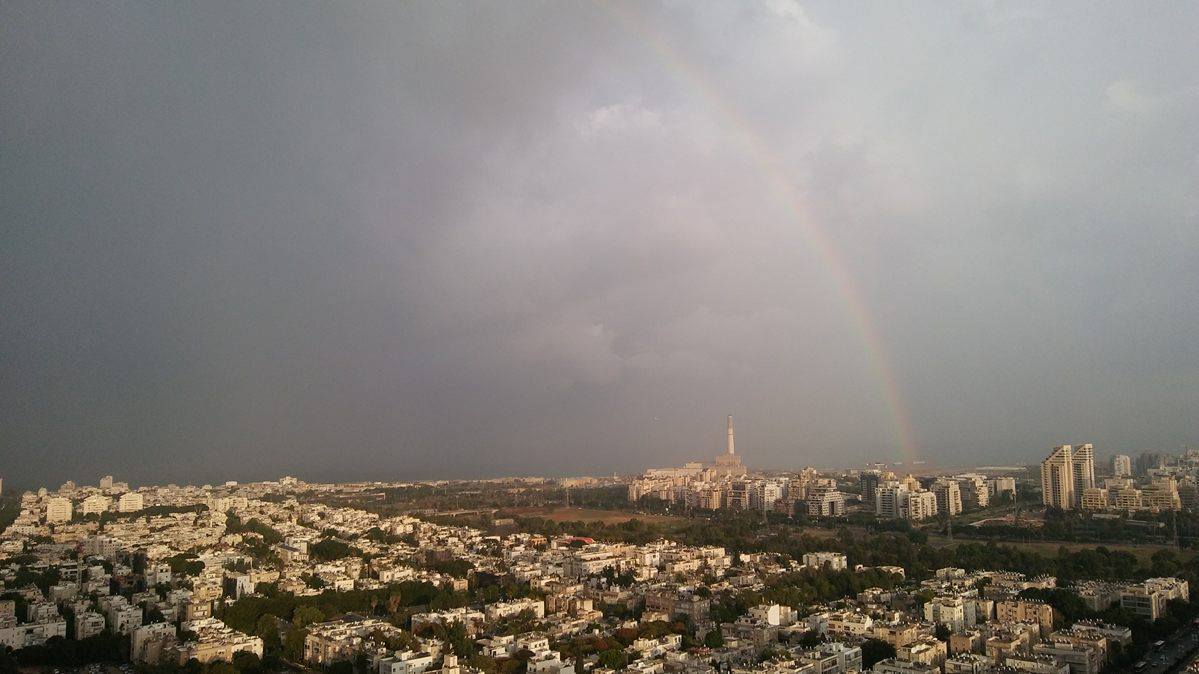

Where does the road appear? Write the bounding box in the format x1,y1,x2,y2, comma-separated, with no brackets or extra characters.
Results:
1140,622,1199,673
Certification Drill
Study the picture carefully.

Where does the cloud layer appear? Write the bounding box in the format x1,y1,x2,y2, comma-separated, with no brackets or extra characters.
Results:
2,1,1198,487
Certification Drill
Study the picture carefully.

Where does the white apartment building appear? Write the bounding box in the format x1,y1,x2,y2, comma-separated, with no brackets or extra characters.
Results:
377,650,435,674
1032,640,1102,674
410,608,485,636
807,490,846,517
803,552,848,571
1143,478,1182,512
304,618,402,665
46,496,72,523
172,618,263,665
953,475,991,509
871,658,939,673
1115,487,1143,510
0,619,68,650
876,484,908,519
987,476,1017,499
132,622,178,664
118,491,145,512
825,611,873,637
80,493,111,515
561,547,621,579
923,596,976,633
1080,488,1109,510
750,482,784,511
75,610,107,640
1120,577,1189,621
931,480,963,517
484,598,545,622
907,491,939,521
747,604,800,627
797,642,861,673
106,598,143,635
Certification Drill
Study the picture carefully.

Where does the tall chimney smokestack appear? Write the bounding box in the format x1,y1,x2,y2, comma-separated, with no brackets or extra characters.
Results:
726,415,735,455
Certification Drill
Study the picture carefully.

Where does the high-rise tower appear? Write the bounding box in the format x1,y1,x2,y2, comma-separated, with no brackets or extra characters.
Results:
1072,443,1096,497
1041,444,1074,509
1112,454,1132,477
714,414,747,475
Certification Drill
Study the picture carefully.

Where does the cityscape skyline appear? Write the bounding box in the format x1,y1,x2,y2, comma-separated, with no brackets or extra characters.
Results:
3,428,1188,493
3,3,1199,672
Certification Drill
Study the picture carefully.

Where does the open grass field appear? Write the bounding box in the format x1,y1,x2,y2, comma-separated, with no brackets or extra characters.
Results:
507,506,687,526
507,507,844,543
928,534,1197,564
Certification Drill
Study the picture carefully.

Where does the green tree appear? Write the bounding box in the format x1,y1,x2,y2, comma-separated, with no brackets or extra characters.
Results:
255,614,281,652
597,648,628,670
860,639,895,669
231,651,264,674
293,605,325,629
283,627,308,661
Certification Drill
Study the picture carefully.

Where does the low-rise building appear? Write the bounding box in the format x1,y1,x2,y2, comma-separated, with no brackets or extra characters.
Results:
0,619,68,650
377,650,436,674
132,622,178,664
75,610,107,640
871,658,939,674
171,618,262,665
1033,639,1103,674
802,552,847,571
997,598,1056,636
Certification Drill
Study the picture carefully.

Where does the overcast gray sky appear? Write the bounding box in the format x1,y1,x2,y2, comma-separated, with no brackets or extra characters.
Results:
3,1,1198,488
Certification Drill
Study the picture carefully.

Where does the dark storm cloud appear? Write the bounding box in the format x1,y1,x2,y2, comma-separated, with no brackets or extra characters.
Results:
2,1,1197,488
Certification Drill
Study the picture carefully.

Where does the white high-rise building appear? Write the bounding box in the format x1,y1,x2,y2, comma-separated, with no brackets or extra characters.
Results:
751,482,783,511
99,475,114,490
807,490,846,517
876,483,909,519
46,496,73,523
907,491,939,521
1112,455,1132,478
1042,445,1075,510
1072,443,1096,498
953,474,990,509
931,479,963,517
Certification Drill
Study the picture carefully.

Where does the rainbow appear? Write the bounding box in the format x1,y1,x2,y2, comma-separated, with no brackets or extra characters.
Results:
600,1,918,464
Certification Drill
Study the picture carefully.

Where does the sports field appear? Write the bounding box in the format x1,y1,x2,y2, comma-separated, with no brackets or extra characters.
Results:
929,534,1196,564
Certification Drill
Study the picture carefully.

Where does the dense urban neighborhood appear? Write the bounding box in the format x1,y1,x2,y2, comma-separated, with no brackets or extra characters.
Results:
5,445,1199,674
